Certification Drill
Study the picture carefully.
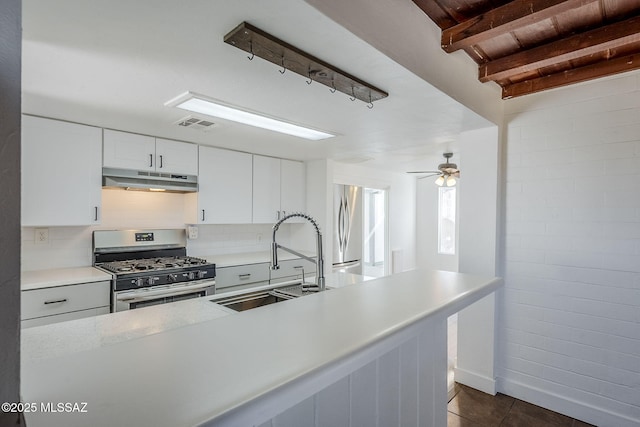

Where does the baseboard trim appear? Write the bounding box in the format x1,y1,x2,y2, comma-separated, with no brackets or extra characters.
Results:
498,377,640,427
454,367,496,395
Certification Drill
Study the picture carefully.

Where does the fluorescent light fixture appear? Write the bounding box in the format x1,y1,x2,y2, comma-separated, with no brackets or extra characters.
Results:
165,92,335,141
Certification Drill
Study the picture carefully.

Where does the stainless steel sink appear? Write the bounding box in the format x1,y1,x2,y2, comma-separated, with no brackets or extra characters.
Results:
213,283,328,312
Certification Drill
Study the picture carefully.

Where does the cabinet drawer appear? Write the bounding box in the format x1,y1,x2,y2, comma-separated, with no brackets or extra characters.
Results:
270,258,316,281
21,281,110,321
215,263,270,289
21,307,110,328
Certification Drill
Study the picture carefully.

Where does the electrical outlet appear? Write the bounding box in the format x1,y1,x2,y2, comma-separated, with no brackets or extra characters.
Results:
35,228,49,245
187,225,198,240
256,233,263,242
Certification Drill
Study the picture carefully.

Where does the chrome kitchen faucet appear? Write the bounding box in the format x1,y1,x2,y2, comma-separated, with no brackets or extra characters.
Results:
271,212,325,292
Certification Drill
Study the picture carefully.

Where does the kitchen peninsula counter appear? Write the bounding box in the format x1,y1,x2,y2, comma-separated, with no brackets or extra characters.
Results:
21,269,502,427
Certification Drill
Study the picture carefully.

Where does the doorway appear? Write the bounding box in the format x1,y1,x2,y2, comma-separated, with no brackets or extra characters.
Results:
362,188,387,277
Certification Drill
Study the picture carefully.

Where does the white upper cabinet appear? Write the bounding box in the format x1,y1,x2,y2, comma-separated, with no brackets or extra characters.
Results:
280,159,306,217
103,130,155,171
103,130,197,175
186,146,252,224
252,156,306,224
22,116,102,226
155,138,198,175
252,156,282,224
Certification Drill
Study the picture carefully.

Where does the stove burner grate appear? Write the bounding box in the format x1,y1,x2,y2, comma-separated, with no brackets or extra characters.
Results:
99,256,210,275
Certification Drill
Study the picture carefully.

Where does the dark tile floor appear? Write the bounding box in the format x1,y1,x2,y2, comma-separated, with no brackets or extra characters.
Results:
447,383,596,427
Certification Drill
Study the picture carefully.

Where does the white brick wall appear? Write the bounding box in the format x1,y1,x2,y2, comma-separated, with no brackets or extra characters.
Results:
500,72,640,426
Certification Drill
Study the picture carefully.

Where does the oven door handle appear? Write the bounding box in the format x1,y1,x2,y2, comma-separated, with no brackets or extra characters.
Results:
115,280,215,303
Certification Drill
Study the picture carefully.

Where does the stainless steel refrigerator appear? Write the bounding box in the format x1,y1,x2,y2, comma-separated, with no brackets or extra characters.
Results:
333,184,362,274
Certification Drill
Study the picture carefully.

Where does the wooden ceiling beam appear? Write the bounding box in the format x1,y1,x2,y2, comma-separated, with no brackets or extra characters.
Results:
479,15,640,82
442,0,600,53
411,0,458,29
502,53,640,98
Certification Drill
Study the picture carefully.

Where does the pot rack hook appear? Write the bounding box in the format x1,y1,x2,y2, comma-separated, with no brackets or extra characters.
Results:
349,86,356,102
306,67,313,85
247,41,255,61
367,92,374,109
279,57,286,74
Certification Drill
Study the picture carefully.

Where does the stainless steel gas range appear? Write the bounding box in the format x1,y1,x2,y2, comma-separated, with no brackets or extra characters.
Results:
93,229,216,312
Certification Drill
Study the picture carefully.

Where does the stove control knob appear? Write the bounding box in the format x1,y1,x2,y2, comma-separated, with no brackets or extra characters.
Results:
147,277,156,286
167,273,178,283
197,271,207,279
187,272,196,280
135,278,145,287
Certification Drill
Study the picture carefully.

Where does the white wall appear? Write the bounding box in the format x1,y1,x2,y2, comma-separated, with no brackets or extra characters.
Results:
500,71,640,426
21,189,292,271
455,127,500,394
333,161,417,272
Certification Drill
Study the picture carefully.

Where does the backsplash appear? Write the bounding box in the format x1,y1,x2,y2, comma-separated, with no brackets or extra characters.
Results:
21,189,291,271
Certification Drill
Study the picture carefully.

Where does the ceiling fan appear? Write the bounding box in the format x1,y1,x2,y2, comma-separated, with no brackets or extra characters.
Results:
407,152,460,186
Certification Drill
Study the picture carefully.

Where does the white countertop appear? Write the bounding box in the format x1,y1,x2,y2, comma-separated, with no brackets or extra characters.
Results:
21,269,502,427
21,273,371,361
21,297,233,361
20,250,312,291
21,267,113,291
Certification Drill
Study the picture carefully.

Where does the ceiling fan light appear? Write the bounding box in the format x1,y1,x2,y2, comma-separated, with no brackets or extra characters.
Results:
435,175,445,186
446,176,456,187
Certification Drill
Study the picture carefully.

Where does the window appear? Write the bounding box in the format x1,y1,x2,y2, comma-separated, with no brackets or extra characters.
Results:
438,187,456,255
363,188,386,277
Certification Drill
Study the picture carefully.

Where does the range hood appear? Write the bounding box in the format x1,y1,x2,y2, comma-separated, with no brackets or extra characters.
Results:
102,167,198,193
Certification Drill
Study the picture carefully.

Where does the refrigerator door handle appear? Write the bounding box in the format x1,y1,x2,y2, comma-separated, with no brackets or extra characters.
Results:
333,260,360,268
337,197,344,254
343,195,350,255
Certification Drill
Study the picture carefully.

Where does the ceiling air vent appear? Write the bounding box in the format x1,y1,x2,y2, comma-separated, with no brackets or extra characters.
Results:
174,116,216,132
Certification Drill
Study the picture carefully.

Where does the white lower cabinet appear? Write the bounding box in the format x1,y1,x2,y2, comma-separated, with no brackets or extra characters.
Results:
215,263,270,292
215,258,316,294
269,258,316,284
21,281,111,328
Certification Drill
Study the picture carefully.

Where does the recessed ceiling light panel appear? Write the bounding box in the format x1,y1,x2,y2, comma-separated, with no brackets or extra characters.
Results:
165,92,335,141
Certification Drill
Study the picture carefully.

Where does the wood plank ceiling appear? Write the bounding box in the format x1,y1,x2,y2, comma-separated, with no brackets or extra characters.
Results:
412,0,640,98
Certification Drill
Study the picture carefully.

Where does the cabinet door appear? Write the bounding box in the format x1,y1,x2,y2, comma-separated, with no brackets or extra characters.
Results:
21,280,111,321
252,155,282,224
197,146,252,224
215,263,270,290
155,138,198,175
280,160,306,217
103,129,155,171
22,116,102,226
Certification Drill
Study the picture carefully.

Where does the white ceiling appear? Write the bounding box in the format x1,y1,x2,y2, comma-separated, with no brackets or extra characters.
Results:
22,0,493,172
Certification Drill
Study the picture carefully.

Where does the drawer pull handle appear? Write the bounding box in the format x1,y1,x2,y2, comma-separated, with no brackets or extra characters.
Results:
44,298,68,305
293,266,304,269
238,274,251,279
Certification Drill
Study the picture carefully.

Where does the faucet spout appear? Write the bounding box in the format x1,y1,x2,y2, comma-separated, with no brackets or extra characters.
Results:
271,212,325,292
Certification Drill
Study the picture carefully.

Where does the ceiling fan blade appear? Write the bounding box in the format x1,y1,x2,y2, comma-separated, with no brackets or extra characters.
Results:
417,173,442,180
406,170,440,174
452,171,460,177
